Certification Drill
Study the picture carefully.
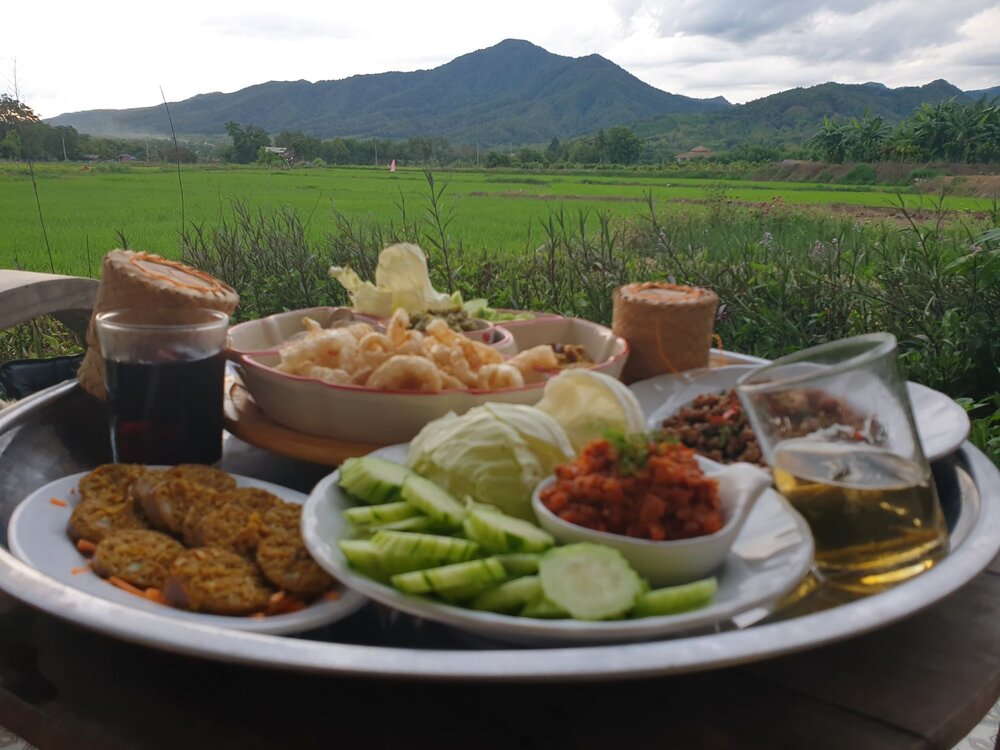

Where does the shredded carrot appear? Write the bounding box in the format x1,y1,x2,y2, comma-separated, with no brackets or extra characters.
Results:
49,497,67,508
322,590,341,602
76,539,98,555
70,566,90,576
144,588,168,606
108,576,145,597
265,592,308,616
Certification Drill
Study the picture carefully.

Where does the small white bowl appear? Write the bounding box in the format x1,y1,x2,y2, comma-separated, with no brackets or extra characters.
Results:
454,322,518,357
531,459,773,587
498,316,629,380
228,307,380,358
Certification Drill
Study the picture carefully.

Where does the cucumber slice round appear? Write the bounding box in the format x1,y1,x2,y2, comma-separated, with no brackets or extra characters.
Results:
538,543,644,621
632,577,718,618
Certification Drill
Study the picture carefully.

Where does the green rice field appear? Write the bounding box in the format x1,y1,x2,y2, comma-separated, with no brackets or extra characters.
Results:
1,162,995,277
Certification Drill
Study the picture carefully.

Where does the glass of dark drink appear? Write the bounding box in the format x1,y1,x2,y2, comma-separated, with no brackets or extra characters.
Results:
95,308,230,466
736,333,948,593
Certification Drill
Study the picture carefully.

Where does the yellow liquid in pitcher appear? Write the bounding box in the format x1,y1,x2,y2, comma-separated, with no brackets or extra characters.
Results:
771,440,948,591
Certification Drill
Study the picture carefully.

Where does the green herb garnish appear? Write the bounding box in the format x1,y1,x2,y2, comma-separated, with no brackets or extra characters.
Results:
603,429,653,476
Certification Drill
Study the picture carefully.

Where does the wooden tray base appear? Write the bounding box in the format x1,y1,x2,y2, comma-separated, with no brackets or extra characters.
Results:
223,377,385,467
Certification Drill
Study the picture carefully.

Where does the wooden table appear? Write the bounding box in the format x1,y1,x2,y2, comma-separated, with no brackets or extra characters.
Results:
0,387,995,749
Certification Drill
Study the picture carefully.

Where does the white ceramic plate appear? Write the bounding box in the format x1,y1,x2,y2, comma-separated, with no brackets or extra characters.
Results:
9,471,367,635
629,365,970,463
301,444,814,645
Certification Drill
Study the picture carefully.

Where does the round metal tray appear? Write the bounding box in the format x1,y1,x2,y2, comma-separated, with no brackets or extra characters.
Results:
0,380,997,682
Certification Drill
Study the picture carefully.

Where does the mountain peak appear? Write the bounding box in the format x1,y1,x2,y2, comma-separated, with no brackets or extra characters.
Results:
46,40,727,142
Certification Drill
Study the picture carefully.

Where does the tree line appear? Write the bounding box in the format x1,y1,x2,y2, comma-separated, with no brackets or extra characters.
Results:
230,122,645,168
5,90,999,169
0,98,649,168
808,97,1000,164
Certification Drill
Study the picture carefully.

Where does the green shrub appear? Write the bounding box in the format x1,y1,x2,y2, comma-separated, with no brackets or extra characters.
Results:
840,163,877,185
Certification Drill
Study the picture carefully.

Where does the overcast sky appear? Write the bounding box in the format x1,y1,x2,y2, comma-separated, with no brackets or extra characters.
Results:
3,0,998,119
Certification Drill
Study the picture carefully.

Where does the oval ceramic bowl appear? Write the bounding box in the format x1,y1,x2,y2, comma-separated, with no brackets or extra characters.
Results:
238,351,546,444
228,307,378,358
234,315,629,444
531,459,774,587
498,316,629,376
228,306,516,360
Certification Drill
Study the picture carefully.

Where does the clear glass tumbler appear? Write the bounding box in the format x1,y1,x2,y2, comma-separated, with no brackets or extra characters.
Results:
735,333,948,592
95,308,230,466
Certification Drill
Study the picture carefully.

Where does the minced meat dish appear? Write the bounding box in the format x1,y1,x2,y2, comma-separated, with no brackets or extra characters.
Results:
659,388,874,466
660,390,764,465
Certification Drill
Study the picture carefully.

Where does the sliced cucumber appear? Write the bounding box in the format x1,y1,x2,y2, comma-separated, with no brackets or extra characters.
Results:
343,501,421,526
471,575,543,613
463,507,555,554
371,530,479,573
338,539,387,581
390,557,507,595
368,515,436,533
338,456,414,504
538,543,645,621
463,497,502,514
520,595,571,619
632,577,718,618
401,475,467,528
495,553,542,577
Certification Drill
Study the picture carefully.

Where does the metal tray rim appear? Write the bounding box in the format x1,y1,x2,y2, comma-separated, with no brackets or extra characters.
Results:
0,382,997,682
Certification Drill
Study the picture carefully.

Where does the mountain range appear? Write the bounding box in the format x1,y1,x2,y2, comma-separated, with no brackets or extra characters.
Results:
46,39,996,149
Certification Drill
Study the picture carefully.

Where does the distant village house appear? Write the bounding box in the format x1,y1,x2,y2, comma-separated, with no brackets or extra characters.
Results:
264,146,294,164
675,145,713,163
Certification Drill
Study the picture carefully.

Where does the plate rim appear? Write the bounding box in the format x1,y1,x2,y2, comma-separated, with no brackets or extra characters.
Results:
300,444,815,644
628,365,971,462
7,469,368,636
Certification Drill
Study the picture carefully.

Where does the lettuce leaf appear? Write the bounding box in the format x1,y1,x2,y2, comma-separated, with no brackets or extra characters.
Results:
407,405,574,519
330,243,452,317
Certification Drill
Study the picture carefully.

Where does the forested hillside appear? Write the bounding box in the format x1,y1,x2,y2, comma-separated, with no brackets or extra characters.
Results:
45,40,728,145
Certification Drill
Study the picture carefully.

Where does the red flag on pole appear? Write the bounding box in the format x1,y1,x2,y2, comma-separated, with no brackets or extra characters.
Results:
389,159,397,172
